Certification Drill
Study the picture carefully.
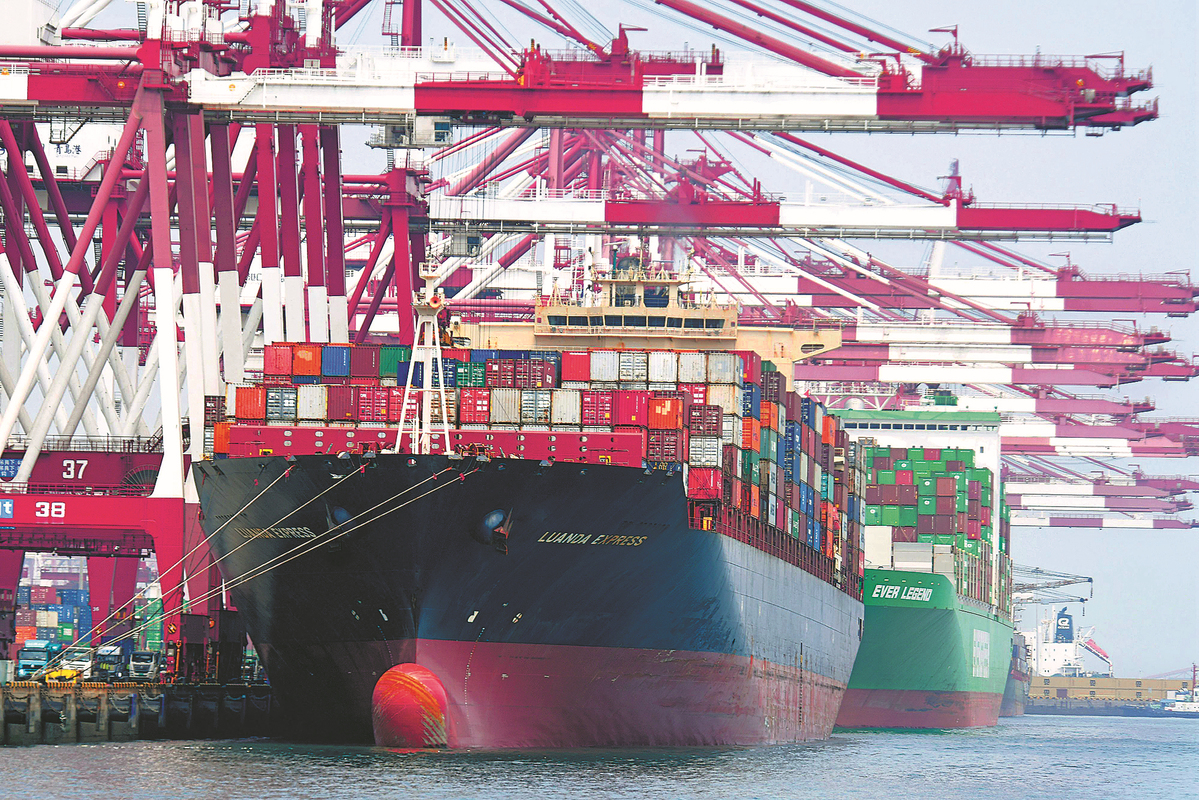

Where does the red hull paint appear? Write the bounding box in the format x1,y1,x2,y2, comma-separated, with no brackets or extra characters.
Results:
835,688,1002,729
400,640,847,748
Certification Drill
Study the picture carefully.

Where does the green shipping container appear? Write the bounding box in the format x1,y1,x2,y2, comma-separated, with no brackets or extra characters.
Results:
960,539,981,556
58,624,74,640
379,345,412,377
918,497,936,514
957,494,968,513
894,460,912,471
898,506,918,526
866,505,883,524
881,505,902,526
917,478,937,496
457,361,486,388
790,509,801,539
877,470,897,486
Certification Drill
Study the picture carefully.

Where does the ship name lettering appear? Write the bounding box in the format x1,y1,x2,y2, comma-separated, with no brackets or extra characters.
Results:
237,526,318,539
590,534,647,547
872,584,932,602
537,531,593,545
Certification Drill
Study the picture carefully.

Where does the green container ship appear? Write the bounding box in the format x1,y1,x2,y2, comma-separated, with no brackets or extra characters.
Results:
832,412,1015,728
836,568,1013,727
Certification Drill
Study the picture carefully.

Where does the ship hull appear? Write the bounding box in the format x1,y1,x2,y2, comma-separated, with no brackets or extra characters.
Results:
195,454,862,746
836,569,1011,729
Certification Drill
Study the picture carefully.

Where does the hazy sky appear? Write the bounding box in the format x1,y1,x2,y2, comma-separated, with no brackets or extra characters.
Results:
86,0,1198,676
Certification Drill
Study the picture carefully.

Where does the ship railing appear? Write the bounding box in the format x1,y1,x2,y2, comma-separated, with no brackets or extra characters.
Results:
0,482,155,497
2,435,164,454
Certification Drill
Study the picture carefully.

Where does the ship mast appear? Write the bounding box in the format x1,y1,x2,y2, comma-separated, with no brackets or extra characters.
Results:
394,280,453,455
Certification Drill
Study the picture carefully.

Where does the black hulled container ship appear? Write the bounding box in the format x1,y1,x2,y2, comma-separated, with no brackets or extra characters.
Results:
195,281,865,747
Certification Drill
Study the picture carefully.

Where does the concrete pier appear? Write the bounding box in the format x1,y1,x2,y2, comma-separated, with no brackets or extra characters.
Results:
1,682,274,745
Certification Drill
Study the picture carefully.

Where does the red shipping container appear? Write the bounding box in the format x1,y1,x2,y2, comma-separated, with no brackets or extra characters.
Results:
967,520,982,540
956,512,968,533
686,466,721,500
893,527,918,543
291,343,323,375
648,429,686,462
968,480,982,500
514,359,557,389
458,388,491,424
722,443,738,475
896,470,914,485
648,397,685,430
235,385,266,420
561,351,591,382
731,349,762,386
327,386,357,421
936,476,957,496
981,505,992,526
350,344,382,377
613,390,649,426
581,391,614,425
897,484,917,504
442,348,471,363
678,383,708,405
688,404,722,437
924,448,941,460
776,494,787,529
30,586,56,605
387,388,421,422
486,359,516,388
263,343,294,376
355,387,390,422
935,495,955,514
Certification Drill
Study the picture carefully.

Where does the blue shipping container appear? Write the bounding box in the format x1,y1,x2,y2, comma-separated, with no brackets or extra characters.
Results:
293,374,322,385
430,360,458,388
806,519,816,549
16,586,30,605
321,345,351,376
741,384,762,419
470,349,498,363
397,362,424,388
497,350,529,360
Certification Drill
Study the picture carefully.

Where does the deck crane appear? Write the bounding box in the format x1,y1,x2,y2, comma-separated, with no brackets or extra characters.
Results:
1012,565,1093,608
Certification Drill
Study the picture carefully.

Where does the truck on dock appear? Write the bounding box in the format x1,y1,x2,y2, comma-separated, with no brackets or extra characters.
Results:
15,640,64,680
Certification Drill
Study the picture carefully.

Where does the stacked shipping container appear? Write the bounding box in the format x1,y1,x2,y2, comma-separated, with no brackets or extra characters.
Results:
215,345,867,600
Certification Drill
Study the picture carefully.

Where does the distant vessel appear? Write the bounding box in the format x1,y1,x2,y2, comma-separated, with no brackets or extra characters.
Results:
1000,633,1030,717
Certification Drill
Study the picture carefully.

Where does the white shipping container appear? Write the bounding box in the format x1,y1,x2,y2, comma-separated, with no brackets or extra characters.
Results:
561,380,590,390
648,350,679,383
892,542,933,573
618,381,648,391
582,425,613,433
490,388,522,424
688,436,722,467
297,385,328,420
618,350,649,382
520,389,552,424
707,384,744,419
707,352,739,384
863,526,893,568
36,610,58,627
225,384,238,418
767,494,777,526
721,414,738,444
551,389,582,425
648,382,676,392
677,351,707,383
768,464,778,495
590,350,619,382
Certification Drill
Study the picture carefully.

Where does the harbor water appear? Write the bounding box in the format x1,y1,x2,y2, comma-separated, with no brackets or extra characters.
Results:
0,715,1194,799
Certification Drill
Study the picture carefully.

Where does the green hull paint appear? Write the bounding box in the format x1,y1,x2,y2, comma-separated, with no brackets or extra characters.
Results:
848,569,1012,696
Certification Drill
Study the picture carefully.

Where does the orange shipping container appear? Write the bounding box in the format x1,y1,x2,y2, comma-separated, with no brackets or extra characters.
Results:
741,417,761,452
291,343,323,375
822,415,836,445
750,484,761,519
235,385,266,420
648,397,684,430
761,403,776,431
213,422,232,454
